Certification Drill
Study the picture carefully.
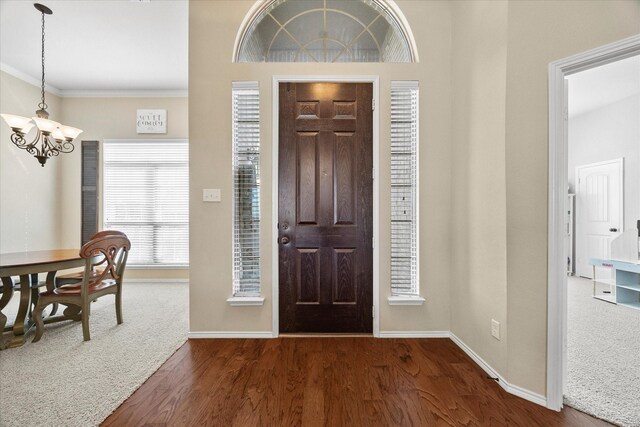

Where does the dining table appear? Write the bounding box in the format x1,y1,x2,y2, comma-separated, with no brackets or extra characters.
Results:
0,249,84,349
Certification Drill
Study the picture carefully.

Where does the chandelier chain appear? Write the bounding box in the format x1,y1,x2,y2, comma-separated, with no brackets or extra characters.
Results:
39,10,47,111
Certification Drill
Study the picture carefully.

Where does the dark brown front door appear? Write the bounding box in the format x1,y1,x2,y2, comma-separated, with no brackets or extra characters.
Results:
279,82,373,333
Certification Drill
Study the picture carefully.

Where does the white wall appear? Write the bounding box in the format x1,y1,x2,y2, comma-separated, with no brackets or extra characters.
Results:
450,0,509,379
568,94,640,231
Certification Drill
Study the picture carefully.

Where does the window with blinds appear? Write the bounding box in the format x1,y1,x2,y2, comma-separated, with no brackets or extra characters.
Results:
390,81,419,296
103,139,189,267
232,82,261,296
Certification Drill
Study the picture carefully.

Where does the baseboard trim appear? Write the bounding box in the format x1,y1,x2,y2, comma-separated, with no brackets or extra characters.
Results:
378,331,450,338
126,279,189,284
188,331,274,339
449,333,547,407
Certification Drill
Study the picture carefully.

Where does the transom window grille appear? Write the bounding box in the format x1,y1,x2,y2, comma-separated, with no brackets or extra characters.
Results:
236,0,416,63
232,82,261,296
103,139,189,267
390,81,419,296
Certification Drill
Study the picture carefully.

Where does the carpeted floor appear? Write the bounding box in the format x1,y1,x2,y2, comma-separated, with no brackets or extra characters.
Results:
565,276,640,427
0,282,188,427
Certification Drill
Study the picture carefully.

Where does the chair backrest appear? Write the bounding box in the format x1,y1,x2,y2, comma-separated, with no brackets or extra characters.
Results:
79,233,131,287
90,230,127,239
87,230,127,270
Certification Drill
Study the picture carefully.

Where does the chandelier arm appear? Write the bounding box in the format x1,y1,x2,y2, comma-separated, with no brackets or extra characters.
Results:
10,131,41,153
43,136,60,158
57,139,75,154
11,132,41,157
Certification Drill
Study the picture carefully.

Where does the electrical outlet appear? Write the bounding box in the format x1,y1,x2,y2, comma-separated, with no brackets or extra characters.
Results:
491,319,501,340
203,189,221,202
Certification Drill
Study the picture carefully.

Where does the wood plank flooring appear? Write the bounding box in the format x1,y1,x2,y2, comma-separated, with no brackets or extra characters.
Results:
102,338,610,426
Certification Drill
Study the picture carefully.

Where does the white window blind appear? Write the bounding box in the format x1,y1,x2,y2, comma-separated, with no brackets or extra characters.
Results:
390,81,419,296
103,139,189,267
232,82,261,296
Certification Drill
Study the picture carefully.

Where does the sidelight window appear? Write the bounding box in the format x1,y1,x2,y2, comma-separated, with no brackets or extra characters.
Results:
390,81,420,298
232,82,261,297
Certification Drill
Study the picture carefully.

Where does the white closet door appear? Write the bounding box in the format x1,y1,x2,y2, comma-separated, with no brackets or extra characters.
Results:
575,158,624,278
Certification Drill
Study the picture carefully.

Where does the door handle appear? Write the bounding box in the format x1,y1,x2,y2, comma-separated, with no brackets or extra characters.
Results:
609,228,618,232
280,236,290,244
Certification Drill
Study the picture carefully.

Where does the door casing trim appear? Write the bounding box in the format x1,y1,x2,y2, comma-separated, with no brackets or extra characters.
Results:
272,75,380,337
547,34,640,411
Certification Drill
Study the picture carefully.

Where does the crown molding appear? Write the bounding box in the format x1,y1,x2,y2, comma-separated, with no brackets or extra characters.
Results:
1,62,187,98
60,89,188,98
1,62,62,96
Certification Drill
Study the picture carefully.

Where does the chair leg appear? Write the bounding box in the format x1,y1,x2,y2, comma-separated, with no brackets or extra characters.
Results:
116,288,123,325
1,278,14,338
45,271,59,316
29,286,39,320
81,306,91,341
32,300,47,343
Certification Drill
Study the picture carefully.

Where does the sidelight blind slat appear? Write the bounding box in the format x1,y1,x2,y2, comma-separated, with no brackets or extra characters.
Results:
103,139,189,267
232,82,261,296
390,81,419,296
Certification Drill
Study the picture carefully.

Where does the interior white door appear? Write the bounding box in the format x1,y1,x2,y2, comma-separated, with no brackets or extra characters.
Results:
575,158,624,278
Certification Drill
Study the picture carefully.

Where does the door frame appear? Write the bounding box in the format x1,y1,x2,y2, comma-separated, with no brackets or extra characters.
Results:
547,34,640,411
574,158,624,278
272,75,380,338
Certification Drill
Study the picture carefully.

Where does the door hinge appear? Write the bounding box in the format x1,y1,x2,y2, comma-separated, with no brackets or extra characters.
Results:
372,167,375,180
372,98,376,111
563,107,568,121
372,237,375,249
372,306,375,318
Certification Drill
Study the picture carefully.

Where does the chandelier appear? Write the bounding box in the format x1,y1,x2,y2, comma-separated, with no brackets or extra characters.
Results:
1,3,82,167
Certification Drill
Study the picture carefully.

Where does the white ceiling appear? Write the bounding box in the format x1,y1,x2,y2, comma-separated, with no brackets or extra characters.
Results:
568,55,640,118
0,0,188,95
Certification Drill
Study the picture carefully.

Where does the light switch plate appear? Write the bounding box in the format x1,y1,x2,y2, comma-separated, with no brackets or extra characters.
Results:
491,319,501,340
203,189,221,202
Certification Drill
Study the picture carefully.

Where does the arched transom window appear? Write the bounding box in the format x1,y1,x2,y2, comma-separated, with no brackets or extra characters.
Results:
235,0,418,63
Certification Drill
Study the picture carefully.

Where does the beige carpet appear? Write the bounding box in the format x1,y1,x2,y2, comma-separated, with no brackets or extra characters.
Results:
565,276,640,427
0,282,188,427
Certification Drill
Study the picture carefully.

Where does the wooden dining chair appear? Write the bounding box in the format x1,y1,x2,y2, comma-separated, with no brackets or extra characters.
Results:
32,232,131,342
56,230,128,286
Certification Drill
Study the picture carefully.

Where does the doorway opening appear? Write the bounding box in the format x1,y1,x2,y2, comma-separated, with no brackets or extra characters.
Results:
564,55,639,424
547,34,640,418
271,76,380,336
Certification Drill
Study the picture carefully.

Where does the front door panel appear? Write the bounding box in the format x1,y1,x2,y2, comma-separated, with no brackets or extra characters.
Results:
279,82,373,333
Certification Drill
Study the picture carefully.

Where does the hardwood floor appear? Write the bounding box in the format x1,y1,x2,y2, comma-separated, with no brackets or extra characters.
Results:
102,338,610,426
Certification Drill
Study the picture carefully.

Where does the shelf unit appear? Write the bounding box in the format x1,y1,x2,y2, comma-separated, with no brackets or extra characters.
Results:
590,259,640,310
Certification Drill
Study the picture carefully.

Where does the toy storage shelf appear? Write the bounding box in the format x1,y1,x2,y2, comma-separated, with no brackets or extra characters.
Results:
590,259,640,310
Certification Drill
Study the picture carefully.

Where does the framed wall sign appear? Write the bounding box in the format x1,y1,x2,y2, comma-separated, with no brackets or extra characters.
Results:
137,109,167,134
